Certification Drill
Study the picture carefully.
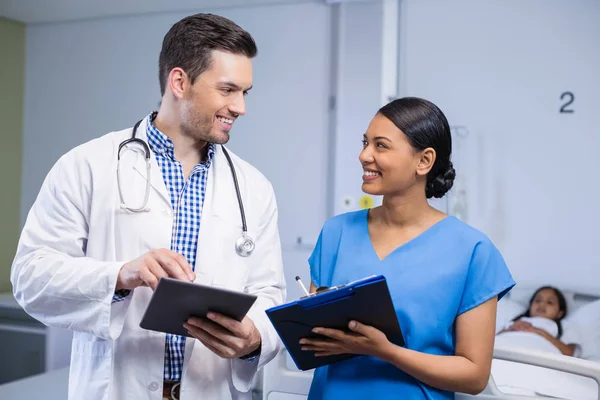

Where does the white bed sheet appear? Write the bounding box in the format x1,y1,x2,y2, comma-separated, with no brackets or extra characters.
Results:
495,331,562,356
492,359,598,399
491,332,599,400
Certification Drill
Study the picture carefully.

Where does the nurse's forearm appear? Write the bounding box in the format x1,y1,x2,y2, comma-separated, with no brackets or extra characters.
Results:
379,344,489,395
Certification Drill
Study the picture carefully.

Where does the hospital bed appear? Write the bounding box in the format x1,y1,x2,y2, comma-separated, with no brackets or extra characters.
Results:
262,285,600,400
459,346,600,400
466,285,600,400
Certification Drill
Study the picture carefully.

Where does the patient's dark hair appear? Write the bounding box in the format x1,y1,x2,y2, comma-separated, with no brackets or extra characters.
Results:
378,97,455,199
158,13,257,96
513,286,567,338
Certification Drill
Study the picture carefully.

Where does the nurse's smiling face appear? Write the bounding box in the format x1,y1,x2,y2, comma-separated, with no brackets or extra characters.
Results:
358,113,435,197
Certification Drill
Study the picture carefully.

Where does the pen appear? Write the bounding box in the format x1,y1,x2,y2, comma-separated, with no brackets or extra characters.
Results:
295,276,310,296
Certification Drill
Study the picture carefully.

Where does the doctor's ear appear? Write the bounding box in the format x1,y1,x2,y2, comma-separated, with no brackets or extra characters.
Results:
168,67,189,99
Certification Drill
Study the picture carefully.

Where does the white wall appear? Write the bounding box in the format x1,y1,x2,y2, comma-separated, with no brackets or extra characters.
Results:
398,0,600,291
21,1,333,370
332,1,386,216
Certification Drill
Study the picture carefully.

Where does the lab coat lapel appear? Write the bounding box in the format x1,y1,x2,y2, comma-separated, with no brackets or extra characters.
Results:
183,146,231,377
194,146,232,276
131,118,170,207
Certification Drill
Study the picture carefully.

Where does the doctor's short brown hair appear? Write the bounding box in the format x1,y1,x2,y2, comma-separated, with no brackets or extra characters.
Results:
158,13,257,96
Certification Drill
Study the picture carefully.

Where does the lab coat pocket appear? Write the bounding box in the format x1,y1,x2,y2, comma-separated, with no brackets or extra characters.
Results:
69,339,112,399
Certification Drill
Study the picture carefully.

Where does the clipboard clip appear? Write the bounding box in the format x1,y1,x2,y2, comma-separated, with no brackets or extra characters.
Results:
299,284,348,299
296,275,378,299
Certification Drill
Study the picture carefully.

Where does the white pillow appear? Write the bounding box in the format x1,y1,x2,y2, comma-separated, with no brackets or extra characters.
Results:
496,298,526,334
564,299,600,360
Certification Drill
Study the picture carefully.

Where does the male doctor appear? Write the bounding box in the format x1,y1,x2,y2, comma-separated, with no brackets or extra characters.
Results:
11,13,286,400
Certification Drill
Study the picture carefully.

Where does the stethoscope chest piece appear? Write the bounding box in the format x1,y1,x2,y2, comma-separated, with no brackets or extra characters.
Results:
235,232,255,257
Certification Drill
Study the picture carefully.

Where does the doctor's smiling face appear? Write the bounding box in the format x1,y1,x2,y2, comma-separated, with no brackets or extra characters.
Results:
177,50,253,144
359,97,455,200
157,13,257,145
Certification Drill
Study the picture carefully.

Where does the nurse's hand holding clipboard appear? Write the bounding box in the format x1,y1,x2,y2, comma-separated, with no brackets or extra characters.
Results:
297,279,396,359
299,320,392,358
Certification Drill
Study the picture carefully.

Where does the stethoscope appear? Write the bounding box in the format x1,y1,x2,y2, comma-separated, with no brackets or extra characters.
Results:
116,116,255,257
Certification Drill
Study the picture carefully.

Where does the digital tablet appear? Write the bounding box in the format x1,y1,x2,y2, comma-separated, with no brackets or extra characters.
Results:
139,277,257,337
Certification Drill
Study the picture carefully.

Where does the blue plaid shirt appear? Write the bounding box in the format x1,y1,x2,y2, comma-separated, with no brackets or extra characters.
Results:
113,113,214,381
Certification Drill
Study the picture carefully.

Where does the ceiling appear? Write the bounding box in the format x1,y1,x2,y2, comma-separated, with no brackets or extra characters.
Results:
0,0,318,24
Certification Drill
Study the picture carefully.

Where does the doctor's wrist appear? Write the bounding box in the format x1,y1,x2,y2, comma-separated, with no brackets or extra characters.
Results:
115,261,143,291
240,327,262,359
112,289,131,303
240,343,261,360
115,264,131,291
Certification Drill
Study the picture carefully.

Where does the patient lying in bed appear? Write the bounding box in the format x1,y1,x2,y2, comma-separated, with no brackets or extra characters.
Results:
496,286,582,357
491,287,600,400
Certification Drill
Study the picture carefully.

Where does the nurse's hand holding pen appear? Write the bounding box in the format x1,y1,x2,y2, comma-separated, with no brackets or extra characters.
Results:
116,248,196,290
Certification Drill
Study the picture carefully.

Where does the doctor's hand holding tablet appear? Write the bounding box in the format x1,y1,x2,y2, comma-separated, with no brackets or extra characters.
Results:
118,248,263,359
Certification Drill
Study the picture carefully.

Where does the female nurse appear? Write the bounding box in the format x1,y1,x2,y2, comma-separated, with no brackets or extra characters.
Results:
301,97,515,399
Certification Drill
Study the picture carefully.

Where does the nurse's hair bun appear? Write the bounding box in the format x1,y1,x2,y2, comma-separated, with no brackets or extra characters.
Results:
426,161,455,199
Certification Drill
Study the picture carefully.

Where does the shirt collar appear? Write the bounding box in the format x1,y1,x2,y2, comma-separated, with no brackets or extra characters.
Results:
145,112,215,167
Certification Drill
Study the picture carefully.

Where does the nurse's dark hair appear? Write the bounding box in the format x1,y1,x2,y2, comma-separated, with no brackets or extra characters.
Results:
513,286,568,338
158,13,257,96
378,97,455,199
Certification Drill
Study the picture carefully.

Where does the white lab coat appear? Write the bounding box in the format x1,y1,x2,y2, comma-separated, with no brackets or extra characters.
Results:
11,118,286,400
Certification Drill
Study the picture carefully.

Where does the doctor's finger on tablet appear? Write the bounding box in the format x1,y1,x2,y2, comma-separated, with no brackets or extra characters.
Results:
120,248,195,290
152,249,195,281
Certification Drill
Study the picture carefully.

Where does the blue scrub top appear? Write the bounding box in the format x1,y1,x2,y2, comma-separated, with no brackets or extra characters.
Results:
308,210,515,400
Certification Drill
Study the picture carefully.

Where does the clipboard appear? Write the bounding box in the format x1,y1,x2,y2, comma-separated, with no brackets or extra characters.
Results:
265,275,403,371
139,277,257,337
